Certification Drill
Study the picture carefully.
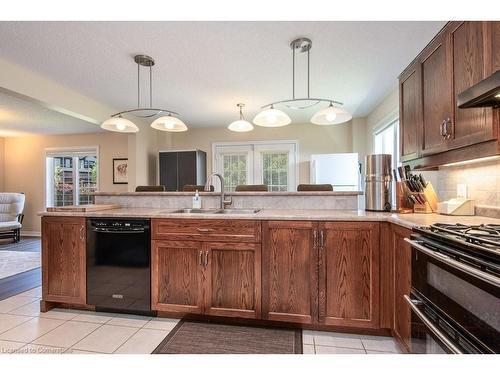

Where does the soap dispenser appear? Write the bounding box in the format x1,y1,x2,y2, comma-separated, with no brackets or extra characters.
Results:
192,190,202,209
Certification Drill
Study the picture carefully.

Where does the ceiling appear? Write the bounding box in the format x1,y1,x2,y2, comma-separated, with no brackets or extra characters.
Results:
0,21,446,132
0,90,101,136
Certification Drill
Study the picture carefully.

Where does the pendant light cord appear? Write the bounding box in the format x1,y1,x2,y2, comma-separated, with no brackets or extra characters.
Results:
137,62,140,108
150,65,153,108
292,45,295,100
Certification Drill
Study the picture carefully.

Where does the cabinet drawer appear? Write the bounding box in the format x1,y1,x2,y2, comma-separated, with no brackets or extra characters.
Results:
152,219,261,243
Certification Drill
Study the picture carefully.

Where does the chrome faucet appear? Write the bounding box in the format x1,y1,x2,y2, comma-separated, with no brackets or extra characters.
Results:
205,173,232,209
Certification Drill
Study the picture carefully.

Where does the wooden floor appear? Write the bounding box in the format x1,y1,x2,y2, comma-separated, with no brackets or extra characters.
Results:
0,237,41,301
0,237,41,252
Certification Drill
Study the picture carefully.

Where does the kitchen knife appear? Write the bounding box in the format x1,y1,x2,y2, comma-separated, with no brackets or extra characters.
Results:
404,165,411,180
419,173,427,188
397,166,405,180
413,175,424,192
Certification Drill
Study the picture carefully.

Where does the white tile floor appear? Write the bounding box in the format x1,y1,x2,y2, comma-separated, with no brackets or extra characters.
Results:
0,287,403,354
302,330,402,354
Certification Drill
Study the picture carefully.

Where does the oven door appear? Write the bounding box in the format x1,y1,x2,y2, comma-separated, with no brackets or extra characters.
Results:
406,238,500,353
405,293,480,354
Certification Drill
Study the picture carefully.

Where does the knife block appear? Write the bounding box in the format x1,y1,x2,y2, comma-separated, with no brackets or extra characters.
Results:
395,181,414,213
413,182,439,214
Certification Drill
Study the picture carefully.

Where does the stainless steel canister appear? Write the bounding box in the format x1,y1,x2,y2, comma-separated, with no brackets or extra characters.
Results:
365,154,392,211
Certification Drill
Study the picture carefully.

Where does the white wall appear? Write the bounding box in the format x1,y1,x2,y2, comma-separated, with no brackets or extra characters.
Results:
0,137,4,191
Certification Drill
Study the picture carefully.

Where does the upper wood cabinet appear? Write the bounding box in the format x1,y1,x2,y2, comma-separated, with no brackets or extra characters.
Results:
42,216,86,305
399,62,421,162
318,222,380,329
448,21,497,149
261,221,318,324
420,31,452,156
399,21,500,167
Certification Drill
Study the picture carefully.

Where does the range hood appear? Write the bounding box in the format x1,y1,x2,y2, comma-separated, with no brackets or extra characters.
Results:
457,70,500,108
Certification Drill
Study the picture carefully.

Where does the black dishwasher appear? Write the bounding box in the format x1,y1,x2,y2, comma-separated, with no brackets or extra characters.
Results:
86,218,153,315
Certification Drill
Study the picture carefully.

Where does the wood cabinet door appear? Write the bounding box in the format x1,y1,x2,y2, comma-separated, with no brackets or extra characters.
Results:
421,32,453,156
448,21,496,149
262,221,318,324
204,242,261,319
42,217,86,305
399,62,422,162
392,225,412,352
151,240,204,314
319,222,380,329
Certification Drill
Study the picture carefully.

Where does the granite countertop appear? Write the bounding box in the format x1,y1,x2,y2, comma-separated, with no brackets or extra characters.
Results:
38,208,500,229
92,191,363,196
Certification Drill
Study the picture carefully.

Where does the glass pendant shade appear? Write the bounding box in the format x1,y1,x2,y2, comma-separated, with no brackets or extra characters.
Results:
150,115,188,132
100,116,139,133
311,105,352,125
253,107,291,127
228,119,254,132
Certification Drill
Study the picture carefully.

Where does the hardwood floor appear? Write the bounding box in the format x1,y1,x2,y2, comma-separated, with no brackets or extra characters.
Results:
0,237,41,252
0,237,41,301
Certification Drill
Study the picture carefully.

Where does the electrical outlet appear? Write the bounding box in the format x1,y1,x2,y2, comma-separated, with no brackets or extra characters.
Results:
457,184,467,199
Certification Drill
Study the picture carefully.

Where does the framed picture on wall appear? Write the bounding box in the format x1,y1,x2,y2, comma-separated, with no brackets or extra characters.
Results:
113,158,128,184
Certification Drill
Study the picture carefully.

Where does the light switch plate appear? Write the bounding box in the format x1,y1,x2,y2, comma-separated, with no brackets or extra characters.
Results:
457,184,468,199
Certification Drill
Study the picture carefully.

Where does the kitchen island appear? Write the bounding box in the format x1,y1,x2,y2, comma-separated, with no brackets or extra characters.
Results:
38,194,500,353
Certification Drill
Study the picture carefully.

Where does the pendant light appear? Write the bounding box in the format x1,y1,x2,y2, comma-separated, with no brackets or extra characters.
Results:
151,115,188,132
255,38,351,126
228,103,254,132
101,55,187,133
310,102,352,125
100,116,139,133
253,105,291,127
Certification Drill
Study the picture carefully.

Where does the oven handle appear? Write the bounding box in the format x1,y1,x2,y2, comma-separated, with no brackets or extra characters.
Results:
404,295,463,354
404,238,500,288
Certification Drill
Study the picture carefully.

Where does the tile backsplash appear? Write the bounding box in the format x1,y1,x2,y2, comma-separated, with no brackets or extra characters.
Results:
422,159,500,217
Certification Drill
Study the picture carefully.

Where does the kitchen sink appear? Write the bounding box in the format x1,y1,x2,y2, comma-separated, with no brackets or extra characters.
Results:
213,209,261,214
170,208,260,215
171,208,217,214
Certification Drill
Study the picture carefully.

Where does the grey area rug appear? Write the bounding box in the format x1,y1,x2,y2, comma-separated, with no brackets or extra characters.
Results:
153,320,303,354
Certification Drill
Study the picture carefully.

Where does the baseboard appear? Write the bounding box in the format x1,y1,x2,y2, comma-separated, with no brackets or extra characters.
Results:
21,231,41,237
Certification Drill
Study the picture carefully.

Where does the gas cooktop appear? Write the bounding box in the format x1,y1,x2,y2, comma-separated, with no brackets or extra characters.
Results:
413,223,500,262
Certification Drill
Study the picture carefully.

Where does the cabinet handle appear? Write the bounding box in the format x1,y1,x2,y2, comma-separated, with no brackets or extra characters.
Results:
204,250,209,267
442,118,452,140
196,227,214,233
320,230,325,247
313,230,318,248
439,121,446,137
198,250,203,266
79,226,85,241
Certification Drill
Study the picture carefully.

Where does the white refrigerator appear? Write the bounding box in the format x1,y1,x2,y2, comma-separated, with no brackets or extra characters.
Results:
310,153,360,191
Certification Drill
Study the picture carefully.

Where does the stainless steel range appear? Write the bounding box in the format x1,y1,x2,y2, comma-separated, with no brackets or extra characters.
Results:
405,223,500,354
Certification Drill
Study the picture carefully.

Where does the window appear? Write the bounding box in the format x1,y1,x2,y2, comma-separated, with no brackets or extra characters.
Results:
46,147,99,207
213,141,298,192
374,118,399,206
374,118,399,168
